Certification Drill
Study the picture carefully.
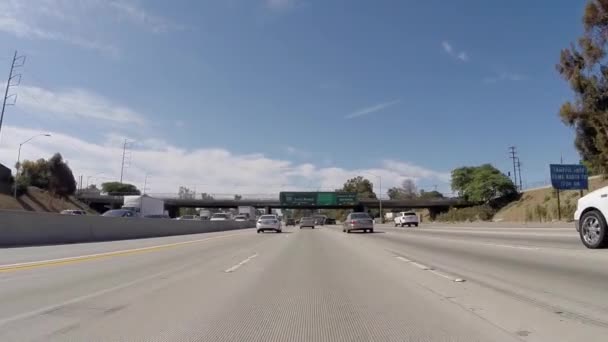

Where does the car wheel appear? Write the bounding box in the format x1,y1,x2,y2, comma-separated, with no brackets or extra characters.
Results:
401,223,405,227
257,230,261,234
369,229,374,233
414,223,419,227
312,226,315,229
580,210,608,249
343,229,346,232
394,223,398,227
277,229,282,233
347,229,351,234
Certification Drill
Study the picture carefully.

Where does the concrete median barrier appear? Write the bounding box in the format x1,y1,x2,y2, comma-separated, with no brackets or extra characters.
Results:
0,210,255,247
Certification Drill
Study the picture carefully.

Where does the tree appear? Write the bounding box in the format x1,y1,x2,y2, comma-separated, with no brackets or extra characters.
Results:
451,167,475,196
234,194,242,200
17,153,76,196
340,176,376,199
450,164,517,203
557,0,608,174
47,153,76,196
200,192,214,200
419,190,444,199
387,179,418,199
19,158,50,189
101,182,140,195
178,186,196,200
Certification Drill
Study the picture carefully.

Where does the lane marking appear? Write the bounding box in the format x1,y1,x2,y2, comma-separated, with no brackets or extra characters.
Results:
479,242,540,250
410,262,430,270
386,230,545,250
224,254,258,273
0,231,251,273
394,256,465,283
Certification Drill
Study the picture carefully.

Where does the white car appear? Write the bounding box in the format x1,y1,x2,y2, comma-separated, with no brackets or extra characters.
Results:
257,214,282,233
175,215,199,220
394,211,419,227
210,213,230,221
234,215,248,222
574,187,608,248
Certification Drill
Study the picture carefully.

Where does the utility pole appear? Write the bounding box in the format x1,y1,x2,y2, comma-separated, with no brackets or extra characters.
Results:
120,139,130,183
516,157,523,191
0,50,26,142
509,146,518,190
142,173,148,195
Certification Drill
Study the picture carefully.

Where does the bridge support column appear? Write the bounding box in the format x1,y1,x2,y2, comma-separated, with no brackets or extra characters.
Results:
166,206,179,218
265,206,271,214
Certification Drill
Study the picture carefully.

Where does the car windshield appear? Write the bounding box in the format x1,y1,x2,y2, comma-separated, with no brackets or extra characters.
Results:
260,215,276,220
351,213,370,219
404,212,416,216
212,214,228,219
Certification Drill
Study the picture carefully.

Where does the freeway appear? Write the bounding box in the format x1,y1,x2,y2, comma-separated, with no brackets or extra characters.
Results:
0,224,606,341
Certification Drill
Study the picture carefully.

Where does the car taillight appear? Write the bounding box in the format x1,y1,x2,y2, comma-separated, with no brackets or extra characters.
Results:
351,220,356,225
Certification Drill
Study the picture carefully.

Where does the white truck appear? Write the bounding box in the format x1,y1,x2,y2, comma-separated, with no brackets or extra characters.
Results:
394,211,419,227
122,195,165,218
197,209,212,220
238,206,257,221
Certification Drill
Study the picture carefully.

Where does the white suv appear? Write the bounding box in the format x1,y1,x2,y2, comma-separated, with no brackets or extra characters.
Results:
574,186,608,249
394,212,419,227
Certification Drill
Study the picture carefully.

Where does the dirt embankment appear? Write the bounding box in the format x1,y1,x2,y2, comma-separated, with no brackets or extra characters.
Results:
494,176,608,222
0,187,95,213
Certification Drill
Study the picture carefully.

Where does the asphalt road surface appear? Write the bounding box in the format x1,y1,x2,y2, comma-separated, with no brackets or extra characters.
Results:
1,223,607,341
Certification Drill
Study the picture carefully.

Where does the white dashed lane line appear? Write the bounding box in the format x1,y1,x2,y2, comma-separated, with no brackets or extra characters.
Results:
394,256,465,283
224,254,258,273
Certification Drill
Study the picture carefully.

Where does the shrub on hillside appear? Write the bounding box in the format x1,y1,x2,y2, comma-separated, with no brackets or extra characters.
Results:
435,205,495,222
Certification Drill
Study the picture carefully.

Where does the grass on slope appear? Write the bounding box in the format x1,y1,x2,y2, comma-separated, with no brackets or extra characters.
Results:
494,176,608,222
0,187,96,214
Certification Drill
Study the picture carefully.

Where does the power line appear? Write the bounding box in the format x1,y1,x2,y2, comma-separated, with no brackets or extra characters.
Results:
0,50,26,143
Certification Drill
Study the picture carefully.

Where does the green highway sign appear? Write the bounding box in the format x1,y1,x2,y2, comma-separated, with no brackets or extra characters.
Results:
279,192,358,206
335,192,358,205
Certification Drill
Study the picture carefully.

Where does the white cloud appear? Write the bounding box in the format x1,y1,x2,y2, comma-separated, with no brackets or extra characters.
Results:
483,72,527,84
457,52,468,62
284,145,312,159
441,41,453,54
18,85,146,124
345,99,401,119
0,0,181,55
108,0,184,33
0,126,451,198
441,40,469,62
0,15,118,55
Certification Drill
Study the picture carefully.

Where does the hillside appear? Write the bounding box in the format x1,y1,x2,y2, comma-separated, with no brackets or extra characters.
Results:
494,176,608,222
0,187,95,213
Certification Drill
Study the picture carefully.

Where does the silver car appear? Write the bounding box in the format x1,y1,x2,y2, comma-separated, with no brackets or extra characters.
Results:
300,217,316,229
343,212,374,233
257,214,282,233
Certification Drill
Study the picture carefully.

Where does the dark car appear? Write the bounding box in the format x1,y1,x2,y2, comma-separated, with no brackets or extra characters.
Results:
325,218,337,225
286,218,296,226
314,216,327,226
300,217,316,229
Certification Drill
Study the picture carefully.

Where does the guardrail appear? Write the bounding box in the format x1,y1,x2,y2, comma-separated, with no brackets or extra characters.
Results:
0,210,255,247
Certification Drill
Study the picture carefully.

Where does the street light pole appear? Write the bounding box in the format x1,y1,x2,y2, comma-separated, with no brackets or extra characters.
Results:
14,133,51,198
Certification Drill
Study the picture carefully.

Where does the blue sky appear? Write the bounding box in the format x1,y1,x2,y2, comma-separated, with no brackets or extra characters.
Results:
0,0,587,196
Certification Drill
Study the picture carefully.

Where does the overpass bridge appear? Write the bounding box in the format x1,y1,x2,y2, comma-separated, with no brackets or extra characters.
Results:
77,194,475,218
